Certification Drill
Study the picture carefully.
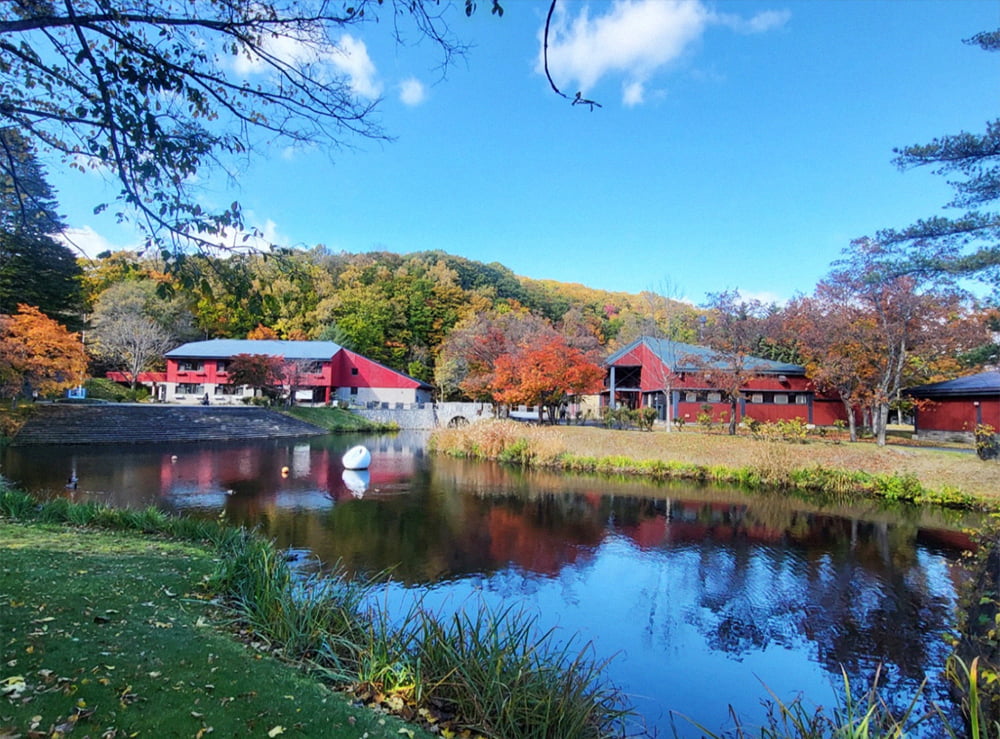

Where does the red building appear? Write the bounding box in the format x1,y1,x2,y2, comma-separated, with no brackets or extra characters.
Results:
604,336,850,427
162,339,432,406
906,371,1000,443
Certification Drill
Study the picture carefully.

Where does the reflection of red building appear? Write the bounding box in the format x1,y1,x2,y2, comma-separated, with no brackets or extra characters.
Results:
160,339,431,406
604,337,851,426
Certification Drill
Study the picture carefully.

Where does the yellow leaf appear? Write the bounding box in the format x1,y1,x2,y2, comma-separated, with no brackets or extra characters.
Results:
397,729,414,738
268,727,285,737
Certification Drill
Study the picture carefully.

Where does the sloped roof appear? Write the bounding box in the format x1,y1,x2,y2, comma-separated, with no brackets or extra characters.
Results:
166,339,343,360
906,371,1000,398
606,336,805,375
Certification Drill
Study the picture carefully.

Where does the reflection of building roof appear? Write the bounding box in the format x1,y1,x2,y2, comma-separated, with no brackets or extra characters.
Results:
606,336,805,375
906,371,1000,398
166,339,343,360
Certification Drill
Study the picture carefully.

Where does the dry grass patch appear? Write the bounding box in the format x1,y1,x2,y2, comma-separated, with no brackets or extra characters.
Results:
432,421,999,504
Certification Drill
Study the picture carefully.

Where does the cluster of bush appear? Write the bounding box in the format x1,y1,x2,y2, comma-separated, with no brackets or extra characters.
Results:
601,406,658,431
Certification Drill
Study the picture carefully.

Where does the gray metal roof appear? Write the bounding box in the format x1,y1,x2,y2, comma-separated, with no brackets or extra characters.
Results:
605,336,805,375
906,371,1000,398
166,339,343,360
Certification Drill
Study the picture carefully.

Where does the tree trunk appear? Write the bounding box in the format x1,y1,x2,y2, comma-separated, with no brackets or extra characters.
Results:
843,399,858,442
728,399,738,435
875,402,890,446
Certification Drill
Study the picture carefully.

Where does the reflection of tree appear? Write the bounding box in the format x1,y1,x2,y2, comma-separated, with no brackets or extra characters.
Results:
671,519,957,719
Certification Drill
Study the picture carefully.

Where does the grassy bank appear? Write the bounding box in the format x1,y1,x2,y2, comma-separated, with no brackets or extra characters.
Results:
0,521,434,739
282,405,398,432
0,485,630,739
430,421,997,509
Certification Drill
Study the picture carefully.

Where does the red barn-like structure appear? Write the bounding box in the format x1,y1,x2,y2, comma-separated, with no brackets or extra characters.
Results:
603,337,850,427
161,339,432,406
906,371,1000,443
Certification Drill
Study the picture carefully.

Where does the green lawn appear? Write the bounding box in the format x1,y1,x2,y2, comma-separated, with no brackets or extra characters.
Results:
0,522,433,739
282,406,397,432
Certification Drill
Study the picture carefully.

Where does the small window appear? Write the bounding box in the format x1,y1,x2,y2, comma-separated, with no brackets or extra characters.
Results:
685,392,697,403
216,361,228,374
774,394,789,405
350,386,358,395
795,395,808,405
750,393,763,404
351,367,359,376
707,392,722,403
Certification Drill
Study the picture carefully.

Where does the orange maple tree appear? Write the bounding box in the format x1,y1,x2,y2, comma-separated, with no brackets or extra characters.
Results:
0,304,88,403
489,336,604,423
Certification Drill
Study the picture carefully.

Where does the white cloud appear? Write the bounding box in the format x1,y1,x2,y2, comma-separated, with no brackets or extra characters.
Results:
230,31,381,99
399,77,427,106
203,217,291,253
537,0,789,106
714,9,791,34
335,34,381,99
57,226,134,259
622,80,645,106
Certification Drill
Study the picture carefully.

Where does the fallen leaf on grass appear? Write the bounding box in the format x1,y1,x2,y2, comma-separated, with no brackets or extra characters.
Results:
267,727,285,737
0,675,27,699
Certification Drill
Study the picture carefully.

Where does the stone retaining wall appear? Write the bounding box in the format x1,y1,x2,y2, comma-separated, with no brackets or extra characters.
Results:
353,401,494,430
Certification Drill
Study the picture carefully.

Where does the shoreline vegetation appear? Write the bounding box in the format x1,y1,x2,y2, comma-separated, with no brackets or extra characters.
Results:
429,420,998,510
0,485,630,739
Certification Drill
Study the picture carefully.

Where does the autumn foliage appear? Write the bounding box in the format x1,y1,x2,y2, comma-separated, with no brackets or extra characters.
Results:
490,337,604,421
0,304,88,402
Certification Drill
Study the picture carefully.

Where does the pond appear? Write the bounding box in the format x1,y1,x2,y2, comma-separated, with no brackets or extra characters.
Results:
1,432,981,737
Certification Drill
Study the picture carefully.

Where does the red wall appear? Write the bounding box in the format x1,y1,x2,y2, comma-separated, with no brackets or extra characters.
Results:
916,396,1000,432
608,347,851,425
329,349,422,389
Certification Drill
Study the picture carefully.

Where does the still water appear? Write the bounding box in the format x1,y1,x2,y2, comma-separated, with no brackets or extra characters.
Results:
1,432,981,737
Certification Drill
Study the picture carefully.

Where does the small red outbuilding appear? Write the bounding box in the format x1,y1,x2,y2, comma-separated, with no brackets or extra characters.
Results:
907,371,1000,443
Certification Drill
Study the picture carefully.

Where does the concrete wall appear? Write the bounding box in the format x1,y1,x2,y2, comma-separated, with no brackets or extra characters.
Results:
354,402,494,430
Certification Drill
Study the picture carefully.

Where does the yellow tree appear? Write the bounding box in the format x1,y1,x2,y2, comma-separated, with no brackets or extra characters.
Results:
0,304,88,404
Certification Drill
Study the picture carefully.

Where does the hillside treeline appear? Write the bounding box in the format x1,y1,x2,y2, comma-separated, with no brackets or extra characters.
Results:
71,247,698,385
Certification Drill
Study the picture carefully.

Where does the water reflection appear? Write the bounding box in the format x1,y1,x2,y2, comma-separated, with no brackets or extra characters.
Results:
1,434,979,737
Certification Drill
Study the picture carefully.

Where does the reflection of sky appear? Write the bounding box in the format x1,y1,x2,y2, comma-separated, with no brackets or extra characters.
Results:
373,536,959,739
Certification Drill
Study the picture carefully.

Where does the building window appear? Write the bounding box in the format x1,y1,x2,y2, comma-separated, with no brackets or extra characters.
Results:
795,394,808,405
750,393,764,404
774,394,789,405
350,386,358,396
685,392,697,403
178,361,203,373
351,367,359,376
214,384,242,396
707,392,722,403
216,360,228,374
177,383,203,395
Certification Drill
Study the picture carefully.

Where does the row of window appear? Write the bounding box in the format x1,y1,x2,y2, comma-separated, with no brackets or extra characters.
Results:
175,360,346,375
175,383,359,396
679,391,809,405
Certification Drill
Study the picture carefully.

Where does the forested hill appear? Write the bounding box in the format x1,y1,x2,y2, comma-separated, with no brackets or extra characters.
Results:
69,247,699,385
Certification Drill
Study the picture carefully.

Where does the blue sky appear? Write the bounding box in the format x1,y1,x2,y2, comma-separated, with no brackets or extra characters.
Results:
51,0,999,306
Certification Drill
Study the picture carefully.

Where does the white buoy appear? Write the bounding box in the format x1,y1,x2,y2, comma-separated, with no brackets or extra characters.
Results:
341,445,371,470
342,469,370,498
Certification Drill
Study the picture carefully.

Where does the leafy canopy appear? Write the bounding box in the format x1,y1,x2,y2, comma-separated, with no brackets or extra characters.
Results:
0,0,469,259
